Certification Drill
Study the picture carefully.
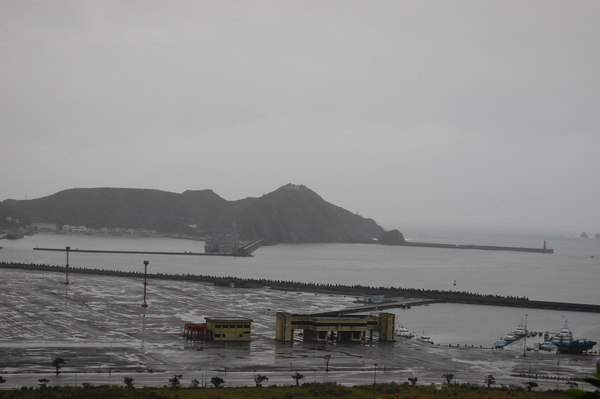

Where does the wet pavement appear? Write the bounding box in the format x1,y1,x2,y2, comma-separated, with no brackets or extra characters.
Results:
0,268,597,390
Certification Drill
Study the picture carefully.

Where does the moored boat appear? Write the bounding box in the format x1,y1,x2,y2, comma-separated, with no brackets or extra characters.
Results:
204,232,240,254
538,341,556,351
503,333,517,342
396,325,414,338
555,339,597,354
513,324,527,338
418,331,432,343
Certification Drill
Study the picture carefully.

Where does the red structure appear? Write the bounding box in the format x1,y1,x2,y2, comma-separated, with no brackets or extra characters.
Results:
64,246,70,285
141,260,149,307
183,323,207,341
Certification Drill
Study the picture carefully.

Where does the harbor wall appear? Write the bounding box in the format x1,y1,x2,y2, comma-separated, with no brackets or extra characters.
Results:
1,261,597,313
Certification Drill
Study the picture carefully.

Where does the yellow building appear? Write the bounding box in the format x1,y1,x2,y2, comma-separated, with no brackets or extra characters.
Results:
275,312,395,343
205,317,253,341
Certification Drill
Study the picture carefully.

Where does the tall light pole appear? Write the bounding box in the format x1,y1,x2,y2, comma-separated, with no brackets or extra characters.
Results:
109,338,115,384
557,360,560,390
372,363,377,399
64,246,70,285
523,313,528,357
141,261,149,307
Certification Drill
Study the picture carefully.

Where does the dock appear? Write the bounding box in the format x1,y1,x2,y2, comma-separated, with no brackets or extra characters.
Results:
309,299,440,317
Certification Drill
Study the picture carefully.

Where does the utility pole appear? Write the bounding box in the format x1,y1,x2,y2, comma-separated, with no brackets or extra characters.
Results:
141,261,149,307
372,363,377,399
523,313,528,357
64,246,71,284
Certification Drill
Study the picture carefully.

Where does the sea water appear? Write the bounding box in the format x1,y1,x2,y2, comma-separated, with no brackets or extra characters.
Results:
1,227,599,347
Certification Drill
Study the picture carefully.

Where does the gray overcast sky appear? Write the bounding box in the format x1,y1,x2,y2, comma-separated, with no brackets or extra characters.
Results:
1,1,599,234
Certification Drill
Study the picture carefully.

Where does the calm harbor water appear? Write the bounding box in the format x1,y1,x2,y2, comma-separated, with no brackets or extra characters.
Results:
1,227,599,348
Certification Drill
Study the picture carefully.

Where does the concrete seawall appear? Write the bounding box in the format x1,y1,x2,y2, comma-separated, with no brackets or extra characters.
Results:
33,247,252,257
398,241,553,254
2,262,597,313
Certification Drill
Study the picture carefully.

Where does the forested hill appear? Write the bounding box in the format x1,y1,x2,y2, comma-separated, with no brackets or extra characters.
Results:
3,184,385,244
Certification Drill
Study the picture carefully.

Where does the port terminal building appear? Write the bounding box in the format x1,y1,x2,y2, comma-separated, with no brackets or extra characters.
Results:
275,312,395,343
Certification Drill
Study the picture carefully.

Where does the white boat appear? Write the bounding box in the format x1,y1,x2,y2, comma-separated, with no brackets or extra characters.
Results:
504,334,517,342
493,337,508,348
550,322,573,344
539,341,556,351
418,331,432,343
513,325,526,338
396,325,414,338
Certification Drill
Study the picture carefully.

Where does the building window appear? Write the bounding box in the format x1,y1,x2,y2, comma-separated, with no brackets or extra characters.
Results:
229,324,236,328
239,334,243,338
214,334,221,338
215,325,222,328
236,324,243,328
244,324,250,328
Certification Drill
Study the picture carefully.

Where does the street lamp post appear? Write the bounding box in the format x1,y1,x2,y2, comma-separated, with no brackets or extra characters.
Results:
557,360,560,389
372,363,377,399
141,261,149,307
523,313,528,357
64,246,70,285
109,338,115,384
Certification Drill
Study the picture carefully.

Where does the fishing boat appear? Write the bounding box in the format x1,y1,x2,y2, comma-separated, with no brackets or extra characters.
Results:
538,341,555,351
503,334,517,342
513,324,527,338
555,339,597,354
550,322,573,344
395,325,414,338
418,331,432,343
493,338,508,348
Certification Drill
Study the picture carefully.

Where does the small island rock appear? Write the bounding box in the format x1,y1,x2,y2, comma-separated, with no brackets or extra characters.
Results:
378,229,407,245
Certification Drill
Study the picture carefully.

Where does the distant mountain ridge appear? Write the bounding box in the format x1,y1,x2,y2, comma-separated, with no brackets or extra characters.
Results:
3,184,385,244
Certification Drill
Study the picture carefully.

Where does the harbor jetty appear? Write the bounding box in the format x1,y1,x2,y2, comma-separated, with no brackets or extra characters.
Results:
379,230,553,253
398,240,553,254
32,245,256,257
1,261,598,313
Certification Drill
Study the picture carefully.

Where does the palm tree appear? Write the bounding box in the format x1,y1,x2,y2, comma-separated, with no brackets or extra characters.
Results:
523,381,538,391
292,372,305,386
211,376,224,388
52,357,65,375
442,373,454,386
254,374,268,387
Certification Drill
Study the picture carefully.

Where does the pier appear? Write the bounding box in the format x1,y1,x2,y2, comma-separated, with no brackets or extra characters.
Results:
308,299,440,317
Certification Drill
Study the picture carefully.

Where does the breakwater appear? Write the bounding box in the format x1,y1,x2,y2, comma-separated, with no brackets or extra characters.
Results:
32,247,252,257
398,241,553,254
2,261,598,313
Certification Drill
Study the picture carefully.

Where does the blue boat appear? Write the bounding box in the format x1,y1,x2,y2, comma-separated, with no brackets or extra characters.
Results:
554,339,597,354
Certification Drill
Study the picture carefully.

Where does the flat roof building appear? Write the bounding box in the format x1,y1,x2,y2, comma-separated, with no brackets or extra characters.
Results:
275,312,395,343
204,317,253,342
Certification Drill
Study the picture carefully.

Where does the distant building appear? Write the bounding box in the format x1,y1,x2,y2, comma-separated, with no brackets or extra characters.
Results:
363,295,385,303
31,223,57,231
